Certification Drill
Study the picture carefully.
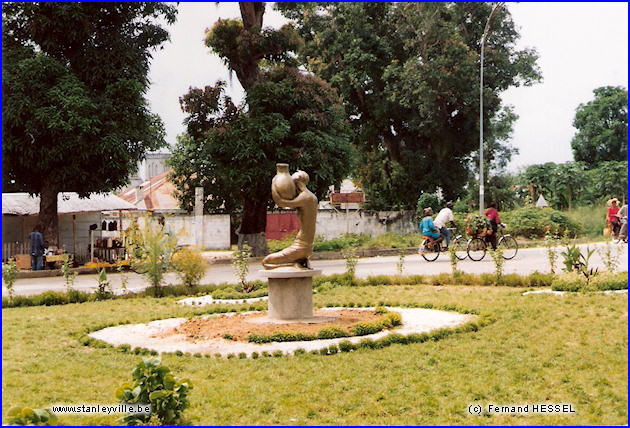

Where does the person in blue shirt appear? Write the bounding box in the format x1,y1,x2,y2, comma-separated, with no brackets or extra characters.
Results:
420,207,443,244
29,225,44,271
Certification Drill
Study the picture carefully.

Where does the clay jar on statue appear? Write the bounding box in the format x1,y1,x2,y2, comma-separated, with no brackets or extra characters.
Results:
272,163,296,201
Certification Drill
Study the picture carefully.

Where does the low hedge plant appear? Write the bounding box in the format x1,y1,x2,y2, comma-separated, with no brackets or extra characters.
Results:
551,271,628,292
247,308,402,344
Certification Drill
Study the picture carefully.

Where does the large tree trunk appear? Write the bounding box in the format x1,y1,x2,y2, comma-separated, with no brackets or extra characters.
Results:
238,197,269,256
39,184,59,247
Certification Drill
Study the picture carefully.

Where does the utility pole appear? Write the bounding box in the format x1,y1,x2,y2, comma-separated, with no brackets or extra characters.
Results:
479,2,505,214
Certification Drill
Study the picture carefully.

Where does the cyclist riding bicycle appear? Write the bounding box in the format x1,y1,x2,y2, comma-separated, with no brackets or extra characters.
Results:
434,201,456,249
420,207,444,246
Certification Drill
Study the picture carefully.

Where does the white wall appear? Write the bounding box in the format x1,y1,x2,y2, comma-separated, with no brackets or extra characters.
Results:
315,210,417,238
122,213,231,250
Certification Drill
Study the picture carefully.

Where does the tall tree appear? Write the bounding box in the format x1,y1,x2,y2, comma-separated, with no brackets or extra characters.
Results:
2,3,176,245
170,3,354,255
571,86,628,166
278,2,541,209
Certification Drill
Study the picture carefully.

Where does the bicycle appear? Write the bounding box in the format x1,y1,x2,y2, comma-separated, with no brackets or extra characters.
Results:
419,228,468,262
466,223,518,261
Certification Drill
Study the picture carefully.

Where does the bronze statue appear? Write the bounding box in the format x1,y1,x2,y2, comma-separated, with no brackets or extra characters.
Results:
263,164,318,270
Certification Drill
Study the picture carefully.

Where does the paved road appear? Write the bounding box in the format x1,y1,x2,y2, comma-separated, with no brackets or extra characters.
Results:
3,242,627,297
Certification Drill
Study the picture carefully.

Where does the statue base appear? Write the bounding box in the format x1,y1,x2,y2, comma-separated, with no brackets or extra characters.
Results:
258,268,321,322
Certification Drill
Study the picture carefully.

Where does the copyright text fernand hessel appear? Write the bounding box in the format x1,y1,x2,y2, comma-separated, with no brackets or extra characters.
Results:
467,403,576,416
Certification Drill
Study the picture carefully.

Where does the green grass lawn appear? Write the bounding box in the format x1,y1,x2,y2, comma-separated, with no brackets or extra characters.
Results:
2,284,627,425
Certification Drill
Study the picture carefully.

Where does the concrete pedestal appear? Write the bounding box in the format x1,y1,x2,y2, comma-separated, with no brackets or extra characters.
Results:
259,268,321,322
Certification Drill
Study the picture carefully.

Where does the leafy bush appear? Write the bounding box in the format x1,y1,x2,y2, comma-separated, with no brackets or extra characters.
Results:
116,357,192,426
552,272,628,292
95,268,112,301
7,407,58,426
2,259,19,300
501,207,580,238
211,286,268,300
465,214,491,236
232,246,253,292
172,247,207,287
342,247,358,277
248,309,401,343
416,193,442,215
61,255,77,291
128,219,177,292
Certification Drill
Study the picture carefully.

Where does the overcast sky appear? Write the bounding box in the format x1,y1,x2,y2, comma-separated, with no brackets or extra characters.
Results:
145,2,628,172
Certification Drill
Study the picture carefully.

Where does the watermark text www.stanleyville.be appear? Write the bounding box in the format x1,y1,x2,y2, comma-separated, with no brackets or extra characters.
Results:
467,403,576,416
51,403,151,415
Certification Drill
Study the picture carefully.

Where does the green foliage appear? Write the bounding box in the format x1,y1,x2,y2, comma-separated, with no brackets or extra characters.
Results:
466,214,491,236
117,263,130,295
248,309,401,343
489,247,505,283
571,86,628,166
279,2,540,209
416,193,441,215
2,259,19,300
211,287,268,300
232,246,252,292
342,247,358,277
517,161,627,209
172,247,207,288
544,231,561,274
170,68,354,248
551,272,628,292
448,245,458,277
116,357,192,426
561,244,598,285
597,242,623,273
7,407,58,426
129,219,177,292
501,207,581,238
95,268,112,301
396,248,406,275
61,255,76,291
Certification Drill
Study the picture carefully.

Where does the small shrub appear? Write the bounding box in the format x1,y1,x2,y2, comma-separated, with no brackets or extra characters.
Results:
2,259,19,300
272,350,283,358
396,247,406,275
7,407,58,426
293,348,306,356
61,255,77,291
328,344,339,354
128,219,177,291
95,268,112,300
598,242,623,273
116,357,192,426
342,247,358,277
222,333,234,341
251,352,259,359
317,326,350,340
338,340,355,352
238,352,247,359
232,246,253,292
226,353,236,359
172,247,207,287
489,246,505,283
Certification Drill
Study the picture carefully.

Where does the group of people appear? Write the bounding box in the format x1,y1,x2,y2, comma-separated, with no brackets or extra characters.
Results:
420,201,503,250
607,197,627,242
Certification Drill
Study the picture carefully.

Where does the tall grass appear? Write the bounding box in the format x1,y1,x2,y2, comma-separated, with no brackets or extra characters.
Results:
564,204,607,237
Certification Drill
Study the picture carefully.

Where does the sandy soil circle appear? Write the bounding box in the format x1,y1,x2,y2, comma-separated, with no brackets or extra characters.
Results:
89,307,475,357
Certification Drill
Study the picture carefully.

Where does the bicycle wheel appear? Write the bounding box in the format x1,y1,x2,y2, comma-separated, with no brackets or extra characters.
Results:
452,236,468,260
498,235,518,260
467,237,487,261
420,239,440,262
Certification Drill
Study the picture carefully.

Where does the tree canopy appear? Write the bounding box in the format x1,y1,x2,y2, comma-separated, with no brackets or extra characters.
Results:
2,2,176,244
277,2,541,209
571,86,628,166
170,3,354,255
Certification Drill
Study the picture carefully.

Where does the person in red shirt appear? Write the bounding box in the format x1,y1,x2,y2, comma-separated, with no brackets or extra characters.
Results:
485,202,501,250
607,198,621,238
